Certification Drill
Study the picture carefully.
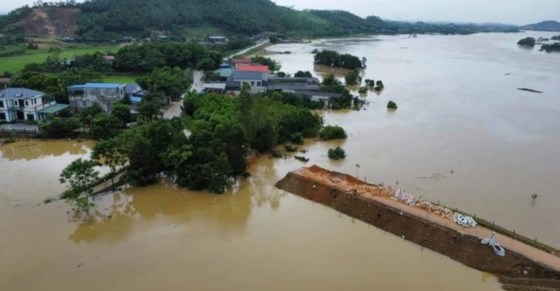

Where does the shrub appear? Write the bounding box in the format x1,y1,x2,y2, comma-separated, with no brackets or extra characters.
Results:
290,132,304,144
319,125,347,140
328,146,346,160
294,155,309,162
345,70,360,86
284,143,298,152
374,80,384,90
387,100,398,110
365,79,375,87
517,37,536,47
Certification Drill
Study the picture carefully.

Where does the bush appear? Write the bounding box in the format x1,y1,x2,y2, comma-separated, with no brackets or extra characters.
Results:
364,79,375,87
290,132,304,144
374,80,384,90
320,125,347,140
284,143,298,152
517,37,536,47
345,70,360,86
387,100,398,110
358,87,368,94
294,155,309,162
328,146,346,160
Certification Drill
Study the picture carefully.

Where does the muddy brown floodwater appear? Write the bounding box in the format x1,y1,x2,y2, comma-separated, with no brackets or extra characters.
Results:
1,32,559,290
1,140,503,291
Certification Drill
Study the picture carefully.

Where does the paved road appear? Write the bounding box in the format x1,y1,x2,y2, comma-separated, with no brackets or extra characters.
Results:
227,40,270,59
162,70,204,119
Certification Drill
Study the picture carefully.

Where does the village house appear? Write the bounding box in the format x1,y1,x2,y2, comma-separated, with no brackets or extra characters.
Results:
208,36,229,44
0,88,69,122
229,71,268,94
67,83,126,113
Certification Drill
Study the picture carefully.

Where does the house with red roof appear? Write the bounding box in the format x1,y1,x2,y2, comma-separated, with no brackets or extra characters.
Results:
235,64,270,74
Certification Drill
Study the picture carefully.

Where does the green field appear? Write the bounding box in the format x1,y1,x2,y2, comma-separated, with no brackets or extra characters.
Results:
0,44,121,74
100,74,141,83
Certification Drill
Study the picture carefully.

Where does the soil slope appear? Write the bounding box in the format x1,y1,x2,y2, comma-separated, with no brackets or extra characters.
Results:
12,7,79,36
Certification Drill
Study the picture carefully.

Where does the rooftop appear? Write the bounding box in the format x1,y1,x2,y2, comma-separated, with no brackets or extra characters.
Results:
68,83,124,90
230,71,268,81
0,88,44,100
39,103,70,114
236,64,270,73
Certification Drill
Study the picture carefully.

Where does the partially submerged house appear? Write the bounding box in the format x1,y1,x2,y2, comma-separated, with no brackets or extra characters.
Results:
68,83,126,113
0,88,69,122
267,77,321,92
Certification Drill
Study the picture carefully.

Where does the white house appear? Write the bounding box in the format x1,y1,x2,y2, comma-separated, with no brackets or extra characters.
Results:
0,88,69,122
68,83,126,113
229,71,268,94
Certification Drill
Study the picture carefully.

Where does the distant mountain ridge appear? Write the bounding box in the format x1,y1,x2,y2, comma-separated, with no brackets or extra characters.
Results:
520,20,560,32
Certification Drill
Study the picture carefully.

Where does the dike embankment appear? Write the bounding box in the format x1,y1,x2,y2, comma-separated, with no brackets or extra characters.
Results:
275,165,560,290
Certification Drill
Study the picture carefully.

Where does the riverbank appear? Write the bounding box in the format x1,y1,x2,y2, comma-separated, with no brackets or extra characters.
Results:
275,165,560,290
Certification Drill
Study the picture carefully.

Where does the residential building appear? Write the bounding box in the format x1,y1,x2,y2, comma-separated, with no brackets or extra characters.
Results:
0,88,69,122
68,83,126,112
267,77,321,92
208,36,229,44
235,64,270,74
229,71,268,94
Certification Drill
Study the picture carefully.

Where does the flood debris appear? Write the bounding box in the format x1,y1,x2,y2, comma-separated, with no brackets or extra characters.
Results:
517,88,543,93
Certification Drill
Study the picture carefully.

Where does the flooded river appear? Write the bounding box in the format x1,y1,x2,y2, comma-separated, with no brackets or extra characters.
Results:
1,32,559,290
270,31,560,246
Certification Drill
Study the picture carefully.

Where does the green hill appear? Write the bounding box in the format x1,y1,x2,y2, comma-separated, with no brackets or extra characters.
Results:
75,0,377,38
0,0,520,39
520,20,560,32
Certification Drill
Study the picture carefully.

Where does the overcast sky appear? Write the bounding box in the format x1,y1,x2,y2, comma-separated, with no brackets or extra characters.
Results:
2,0,559,25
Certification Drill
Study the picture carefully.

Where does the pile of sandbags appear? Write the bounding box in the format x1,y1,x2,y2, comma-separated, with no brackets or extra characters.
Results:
416,201,454,219
392,189,416,206
452,213,477,227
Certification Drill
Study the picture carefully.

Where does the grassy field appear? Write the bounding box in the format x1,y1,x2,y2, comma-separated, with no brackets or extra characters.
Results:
0,44,121,74
100,74,141,83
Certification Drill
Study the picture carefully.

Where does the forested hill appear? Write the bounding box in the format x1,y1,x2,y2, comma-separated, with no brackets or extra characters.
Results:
0,0,520,39
520,21,560,32
0,0,379,38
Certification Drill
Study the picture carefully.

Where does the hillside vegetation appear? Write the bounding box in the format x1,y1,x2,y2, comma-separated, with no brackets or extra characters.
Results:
520,21,560,32
0,0,520,39
76,0,375,38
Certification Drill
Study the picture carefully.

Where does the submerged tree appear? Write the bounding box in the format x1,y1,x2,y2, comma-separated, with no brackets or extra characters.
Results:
60,158,100,214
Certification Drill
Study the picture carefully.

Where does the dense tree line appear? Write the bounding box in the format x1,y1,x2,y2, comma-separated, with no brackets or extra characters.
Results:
518,37,536,47
314,50,365,70
540,43,560,53
74,0,346,38
114,42,222,72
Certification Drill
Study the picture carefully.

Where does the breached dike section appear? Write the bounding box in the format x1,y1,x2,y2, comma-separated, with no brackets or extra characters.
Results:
275,165,560,290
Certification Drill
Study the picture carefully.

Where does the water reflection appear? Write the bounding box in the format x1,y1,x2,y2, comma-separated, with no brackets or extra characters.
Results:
0,140,92,161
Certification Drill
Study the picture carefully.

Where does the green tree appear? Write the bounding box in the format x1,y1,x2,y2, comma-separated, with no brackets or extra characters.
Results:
39,117,82,138
111,103,131,125
387,100,398,110
90,114,124,140
345,70,360,86
127,135,160,186
328,146,346,160
320,125,347,140
60,158,100,213
136,66,191,100
91,138,128,191
138,91,164,121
